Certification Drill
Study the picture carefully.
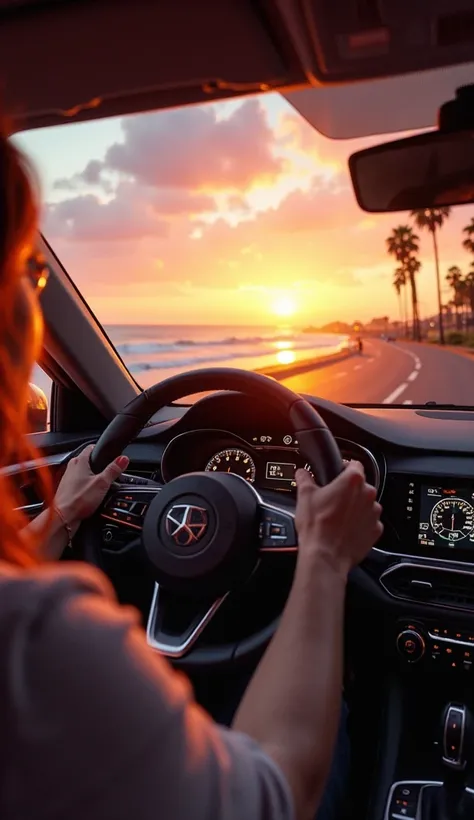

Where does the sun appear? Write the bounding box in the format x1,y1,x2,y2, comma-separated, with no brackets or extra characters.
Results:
271,293,297,318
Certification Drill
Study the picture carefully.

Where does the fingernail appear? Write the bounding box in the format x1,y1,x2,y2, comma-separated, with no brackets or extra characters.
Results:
116,455,129,469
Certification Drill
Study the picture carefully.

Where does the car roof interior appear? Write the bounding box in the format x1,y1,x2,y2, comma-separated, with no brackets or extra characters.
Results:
2,0,474,135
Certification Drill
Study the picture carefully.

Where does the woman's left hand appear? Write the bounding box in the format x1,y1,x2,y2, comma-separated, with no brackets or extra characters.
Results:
54,444,129,528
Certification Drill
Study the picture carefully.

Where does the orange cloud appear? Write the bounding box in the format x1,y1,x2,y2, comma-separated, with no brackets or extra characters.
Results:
38,95,474,327
92,99,283,192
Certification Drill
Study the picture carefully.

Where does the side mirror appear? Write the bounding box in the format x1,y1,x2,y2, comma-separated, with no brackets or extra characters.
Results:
27,383,48,433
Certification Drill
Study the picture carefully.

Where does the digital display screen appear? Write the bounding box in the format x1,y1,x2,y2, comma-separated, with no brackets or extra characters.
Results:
418,485,474,551
266,461,297,482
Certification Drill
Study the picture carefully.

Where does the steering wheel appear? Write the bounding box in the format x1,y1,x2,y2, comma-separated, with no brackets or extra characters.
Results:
76,368,343,666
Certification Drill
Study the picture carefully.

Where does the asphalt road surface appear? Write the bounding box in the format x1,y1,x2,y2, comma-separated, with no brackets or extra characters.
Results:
280,339,474,406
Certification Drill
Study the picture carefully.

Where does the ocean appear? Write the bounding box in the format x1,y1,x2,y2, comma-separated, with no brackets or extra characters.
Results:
106,325,351,388
31,325,351,399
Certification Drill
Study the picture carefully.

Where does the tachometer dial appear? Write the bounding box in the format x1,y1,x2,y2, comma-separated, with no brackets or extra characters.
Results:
205,449,256,483
430,497,474,542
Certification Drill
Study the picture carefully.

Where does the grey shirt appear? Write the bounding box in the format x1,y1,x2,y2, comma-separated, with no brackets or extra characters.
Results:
0,562,293,820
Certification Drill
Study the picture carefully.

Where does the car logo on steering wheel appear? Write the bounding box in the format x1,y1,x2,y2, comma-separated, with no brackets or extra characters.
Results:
165,504,208,546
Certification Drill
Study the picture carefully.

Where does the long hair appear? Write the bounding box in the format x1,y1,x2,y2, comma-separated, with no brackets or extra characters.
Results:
0,132,52,565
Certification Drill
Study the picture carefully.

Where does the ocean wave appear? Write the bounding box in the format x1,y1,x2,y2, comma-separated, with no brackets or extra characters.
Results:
127,344,350,373
128,352,255,372
116,333,300,355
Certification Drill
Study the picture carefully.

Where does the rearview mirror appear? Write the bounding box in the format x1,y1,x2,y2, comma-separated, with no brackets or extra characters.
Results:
27,382,48,433
349,130,474,213
349,85,474,213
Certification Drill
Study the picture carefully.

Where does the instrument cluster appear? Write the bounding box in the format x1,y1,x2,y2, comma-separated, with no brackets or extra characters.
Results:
161,429,382,495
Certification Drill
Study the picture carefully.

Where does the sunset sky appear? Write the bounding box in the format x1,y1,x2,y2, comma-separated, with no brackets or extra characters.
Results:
16,91,474,328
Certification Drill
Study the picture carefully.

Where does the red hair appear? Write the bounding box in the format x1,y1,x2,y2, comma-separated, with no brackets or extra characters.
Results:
0,132,52,565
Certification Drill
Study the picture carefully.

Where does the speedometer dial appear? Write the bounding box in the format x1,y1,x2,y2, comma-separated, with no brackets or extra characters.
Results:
430,497,474,542
205,449,256,483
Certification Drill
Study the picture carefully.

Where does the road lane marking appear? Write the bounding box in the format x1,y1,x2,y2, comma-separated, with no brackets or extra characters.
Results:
403,399,413,405
395,345,422,368
334,371,347,378
354,364,362,370
408,371,419,381
383,383,408,403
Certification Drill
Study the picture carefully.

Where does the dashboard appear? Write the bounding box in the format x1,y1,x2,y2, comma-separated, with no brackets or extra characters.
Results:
96,388,474,679
124,390,474,583
161,427,381,495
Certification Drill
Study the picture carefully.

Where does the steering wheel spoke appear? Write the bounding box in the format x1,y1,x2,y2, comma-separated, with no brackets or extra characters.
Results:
258,499,298,553
146,583,228,658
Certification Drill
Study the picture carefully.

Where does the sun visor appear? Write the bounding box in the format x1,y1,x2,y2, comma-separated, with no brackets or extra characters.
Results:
300,0,474,83
284,62,474,140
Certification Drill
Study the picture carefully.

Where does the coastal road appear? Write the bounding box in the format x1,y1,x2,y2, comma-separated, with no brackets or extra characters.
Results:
280,339,474,405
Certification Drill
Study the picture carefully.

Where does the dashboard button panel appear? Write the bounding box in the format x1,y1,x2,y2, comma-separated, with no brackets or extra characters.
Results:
395,619,474,672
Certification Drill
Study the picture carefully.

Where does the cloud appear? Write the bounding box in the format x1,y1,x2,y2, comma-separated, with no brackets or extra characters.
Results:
81,159,104,185
252,178,358,233
150,188,215,215
46,99,283,242
54,159,114,193
42,94,446,316
44,189,169,242
88,99,283,192
45,181,218,241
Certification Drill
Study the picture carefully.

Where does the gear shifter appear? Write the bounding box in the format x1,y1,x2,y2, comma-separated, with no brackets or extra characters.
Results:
421,703,474,820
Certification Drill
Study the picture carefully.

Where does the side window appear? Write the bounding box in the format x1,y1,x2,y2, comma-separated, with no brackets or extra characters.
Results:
28,364,53,432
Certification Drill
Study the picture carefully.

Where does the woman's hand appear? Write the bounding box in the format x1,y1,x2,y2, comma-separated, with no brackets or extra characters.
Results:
295,462,383,578
54,444,129,528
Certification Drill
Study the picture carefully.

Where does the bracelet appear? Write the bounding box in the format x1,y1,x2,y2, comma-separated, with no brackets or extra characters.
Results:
53,505,74,551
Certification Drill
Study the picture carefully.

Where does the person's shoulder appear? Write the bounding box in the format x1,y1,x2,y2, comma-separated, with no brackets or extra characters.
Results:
0,559,142,699
0,560,115,620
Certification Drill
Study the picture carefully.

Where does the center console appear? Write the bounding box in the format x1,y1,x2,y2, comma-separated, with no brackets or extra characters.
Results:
378,475,474,566
365,471,474,820
384,704,474,820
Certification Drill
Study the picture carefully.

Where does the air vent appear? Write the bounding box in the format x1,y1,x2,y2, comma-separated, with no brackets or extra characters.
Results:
381,563,474,612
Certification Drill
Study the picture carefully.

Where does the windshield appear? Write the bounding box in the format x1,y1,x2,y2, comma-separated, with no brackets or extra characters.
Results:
17,92,474,406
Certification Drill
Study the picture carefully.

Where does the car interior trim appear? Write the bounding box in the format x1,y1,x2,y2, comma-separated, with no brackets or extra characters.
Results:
373,545,474,570
146,583,229,658
1,451,71,477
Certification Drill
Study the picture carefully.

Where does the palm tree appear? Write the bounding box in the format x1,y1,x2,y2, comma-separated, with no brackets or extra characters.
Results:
393,266,407,336
465,270,474,327
387,224,419,261
411,208,451,345
446,265,464,330
463,218,474,255
405,255,422,342
386,225,421,341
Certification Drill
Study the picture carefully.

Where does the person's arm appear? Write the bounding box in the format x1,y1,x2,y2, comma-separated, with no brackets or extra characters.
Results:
233,464,383,820
22,444,129,561
25,506,80,561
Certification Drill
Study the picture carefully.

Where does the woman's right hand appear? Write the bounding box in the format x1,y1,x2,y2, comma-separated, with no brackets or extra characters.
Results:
295,462,383,578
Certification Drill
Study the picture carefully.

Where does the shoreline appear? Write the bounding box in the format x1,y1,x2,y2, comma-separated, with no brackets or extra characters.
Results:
258,348,355,381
